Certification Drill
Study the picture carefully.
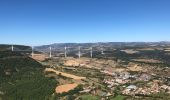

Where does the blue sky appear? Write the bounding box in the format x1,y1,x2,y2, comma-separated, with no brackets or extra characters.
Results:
0,0,170,46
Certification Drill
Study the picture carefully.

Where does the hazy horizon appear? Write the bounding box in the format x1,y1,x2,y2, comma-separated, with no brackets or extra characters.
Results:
1,41,170,47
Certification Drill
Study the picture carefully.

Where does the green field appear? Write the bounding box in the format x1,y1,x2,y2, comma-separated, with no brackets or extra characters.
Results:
111,95,126,100
80,94,100,100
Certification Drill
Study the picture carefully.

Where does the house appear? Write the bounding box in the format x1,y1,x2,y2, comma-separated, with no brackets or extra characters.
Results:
119,72,130,79
99,92,112,97
122,85,137,95
139,73,151,81
126,85,137,90
161,85,169,90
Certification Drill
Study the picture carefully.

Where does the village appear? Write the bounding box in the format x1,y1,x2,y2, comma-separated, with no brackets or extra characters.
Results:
41,56,170,99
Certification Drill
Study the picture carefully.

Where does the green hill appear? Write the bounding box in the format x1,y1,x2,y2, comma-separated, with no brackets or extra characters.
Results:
0,51,58,100
0,51,42,76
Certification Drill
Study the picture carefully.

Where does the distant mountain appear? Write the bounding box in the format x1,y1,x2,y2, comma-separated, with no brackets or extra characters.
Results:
35,42,170,52
0,44,31,51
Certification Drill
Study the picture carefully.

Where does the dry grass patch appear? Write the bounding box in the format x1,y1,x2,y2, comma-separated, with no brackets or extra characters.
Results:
127,64,145,72
132,59,162,63
121,49,139,54
137,48,155,51
45,68,86,80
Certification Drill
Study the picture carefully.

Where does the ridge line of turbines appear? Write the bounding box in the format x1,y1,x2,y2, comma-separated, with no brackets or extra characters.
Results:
10,45,105,58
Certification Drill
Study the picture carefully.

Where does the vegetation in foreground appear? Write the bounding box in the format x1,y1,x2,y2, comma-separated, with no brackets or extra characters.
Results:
0,51,58,100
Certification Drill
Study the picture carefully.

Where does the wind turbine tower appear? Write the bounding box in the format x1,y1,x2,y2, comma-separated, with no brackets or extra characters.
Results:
49,46,52,58
78,46,81,58
90,47,93,58
32,46,34,57
11,45,14,52
65,46,67,58
101,47,104,54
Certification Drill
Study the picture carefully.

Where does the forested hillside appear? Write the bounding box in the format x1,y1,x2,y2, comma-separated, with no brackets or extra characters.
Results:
0,51,58,100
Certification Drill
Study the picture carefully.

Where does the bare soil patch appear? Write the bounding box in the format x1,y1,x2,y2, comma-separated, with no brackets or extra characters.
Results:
31,54,46,61
55,83,78,93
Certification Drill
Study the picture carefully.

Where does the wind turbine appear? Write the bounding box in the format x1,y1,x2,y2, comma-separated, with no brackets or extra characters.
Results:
49,46,52,58
11,45,14,52
32,46,34,57
101,47,104,54
90,47,93,58
78,46,81,58
65,46,67,58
